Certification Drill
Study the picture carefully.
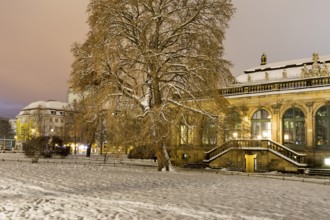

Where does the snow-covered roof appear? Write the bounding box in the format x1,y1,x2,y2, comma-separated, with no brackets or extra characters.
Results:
235,54,330,84
20,100,68,112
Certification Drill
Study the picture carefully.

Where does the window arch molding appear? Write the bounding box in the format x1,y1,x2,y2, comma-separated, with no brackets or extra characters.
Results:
313,103,329,118
280,105,307,119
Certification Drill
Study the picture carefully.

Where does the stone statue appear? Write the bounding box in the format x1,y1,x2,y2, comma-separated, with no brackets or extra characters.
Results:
265,72,269,80
321,63,329,76
247,75,252,83
311,61,320,77
301,64,309,78
261,52,267,65
282,69,287,79
313,52,319,63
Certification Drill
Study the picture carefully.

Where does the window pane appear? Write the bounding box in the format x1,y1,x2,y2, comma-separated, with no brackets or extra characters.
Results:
252,110,271,139
295,109,304,118
252,109,269,119
261,110,270,119
315,106,329,146
317,106,327,117
202,120,217,145
252,111,260,120
187,126,194,144
180,125,187,145
252,122,261,139
284,109,293,118
283,108,305,146
263,122,272,139
295,121,305,145
316,117,327,145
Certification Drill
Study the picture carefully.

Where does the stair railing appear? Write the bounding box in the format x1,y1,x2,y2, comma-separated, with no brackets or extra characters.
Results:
204,139,306,165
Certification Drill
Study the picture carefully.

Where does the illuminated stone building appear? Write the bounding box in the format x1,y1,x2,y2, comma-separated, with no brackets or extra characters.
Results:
172,53,330,172
15,100,68,150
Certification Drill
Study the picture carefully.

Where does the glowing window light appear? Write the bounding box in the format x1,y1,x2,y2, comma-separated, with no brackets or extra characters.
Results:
325,158,330,166
262,131,269,139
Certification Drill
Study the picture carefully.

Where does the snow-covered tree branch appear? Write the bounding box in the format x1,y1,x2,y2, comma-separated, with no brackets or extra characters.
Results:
70,0,235,171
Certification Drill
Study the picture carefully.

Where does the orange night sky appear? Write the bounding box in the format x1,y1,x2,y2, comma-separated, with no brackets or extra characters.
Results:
1,0,330,118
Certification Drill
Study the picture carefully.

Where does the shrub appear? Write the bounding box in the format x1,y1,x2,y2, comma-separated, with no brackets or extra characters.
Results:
127,145,155,159
23,136,69,158
53,146,71,156
23,136,47,157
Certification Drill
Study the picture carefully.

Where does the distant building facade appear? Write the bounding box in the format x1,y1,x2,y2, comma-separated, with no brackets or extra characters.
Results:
171,53,330,172
15,100,68,151
0,116,16,150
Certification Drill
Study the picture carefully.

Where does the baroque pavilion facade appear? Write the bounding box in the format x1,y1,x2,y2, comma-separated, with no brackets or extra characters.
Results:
171,53,330,172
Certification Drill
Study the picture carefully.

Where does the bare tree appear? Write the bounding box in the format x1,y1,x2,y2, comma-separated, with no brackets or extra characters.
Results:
64,100,84,154
31,105,47,137
70,0,235,171
26,105,50,161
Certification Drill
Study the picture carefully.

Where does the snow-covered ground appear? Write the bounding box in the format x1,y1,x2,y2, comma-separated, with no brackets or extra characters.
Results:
0,153,330,220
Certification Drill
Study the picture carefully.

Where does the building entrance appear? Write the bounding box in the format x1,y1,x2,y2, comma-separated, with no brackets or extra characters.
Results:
245,154,256,173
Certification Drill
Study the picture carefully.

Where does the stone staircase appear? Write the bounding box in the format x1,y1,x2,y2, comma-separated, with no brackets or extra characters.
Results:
203,139,307,170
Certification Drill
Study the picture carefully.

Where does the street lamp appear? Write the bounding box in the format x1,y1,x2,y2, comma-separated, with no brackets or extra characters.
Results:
233,132,238,139
46,128,55,158
31,128,36,137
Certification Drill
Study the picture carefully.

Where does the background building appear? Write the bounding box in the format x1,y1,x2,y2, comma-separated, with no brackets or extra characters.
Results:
172,53,330,172
15,100,68,151
0,116,15,151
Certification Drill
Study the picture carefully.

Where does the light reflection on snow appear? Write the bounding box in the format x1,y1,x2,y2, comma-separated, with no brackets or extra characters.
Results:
0,154,329,220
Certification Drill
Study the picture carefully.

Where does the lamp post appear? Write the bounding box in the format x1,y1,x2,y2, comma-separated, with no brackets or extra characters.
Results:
233,131,239,169
30,128,39,163
50,128,54,146
50,128,54,157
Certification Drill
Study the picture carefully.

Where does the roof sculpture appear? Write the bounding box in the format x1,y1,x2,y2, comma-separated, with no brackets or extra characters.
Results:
235,53,330,85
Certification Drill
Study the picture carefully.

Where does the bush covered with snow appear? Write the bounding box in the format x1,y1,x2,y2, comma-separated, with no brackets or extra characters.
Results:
23,136,69,158
127,145,155,159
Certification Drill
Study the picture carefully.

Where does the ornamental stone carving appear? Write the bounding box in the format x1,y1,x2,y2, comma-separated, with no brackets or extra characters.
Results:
282,69,287,79
261,52,267,65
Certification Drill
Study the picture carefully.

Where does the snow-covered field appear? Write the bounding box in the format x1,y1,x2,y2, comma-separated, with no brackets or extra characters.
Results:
0,153,330,220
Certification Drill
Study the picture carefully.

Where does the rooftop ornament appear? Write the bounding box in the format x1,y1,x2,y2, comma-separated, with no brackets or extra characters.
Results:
261,52,267,65
313,52,319,63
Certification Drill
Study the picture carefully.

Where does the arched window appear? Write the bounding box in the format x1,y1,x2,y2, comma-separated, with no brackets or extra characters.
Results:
316,106,330,147
251,109,271,139
282,108,305,146
180,116,195,145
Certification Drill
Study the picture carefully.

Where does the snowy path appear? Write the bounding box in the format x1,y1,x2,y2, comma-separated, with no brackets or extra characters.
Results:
0,155,330,219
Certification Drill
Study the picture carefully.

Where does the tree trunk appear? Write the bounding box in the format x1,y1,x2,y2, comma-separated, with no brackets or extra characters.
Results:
86,143,92,157
155,141,171,171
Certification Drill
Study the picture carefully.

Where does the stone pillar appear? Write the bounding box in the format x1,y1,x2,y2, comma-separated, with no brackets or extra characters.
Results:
271,103,281,143
305,102,314,150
